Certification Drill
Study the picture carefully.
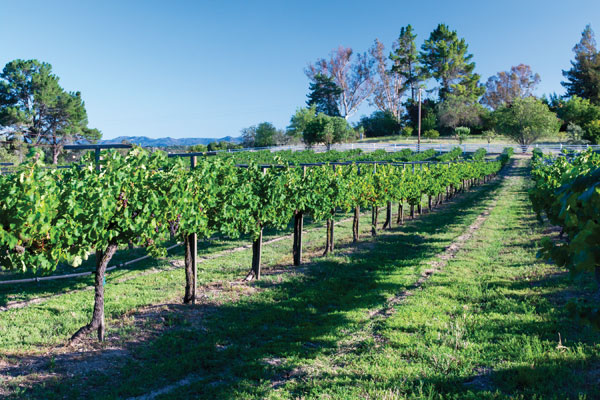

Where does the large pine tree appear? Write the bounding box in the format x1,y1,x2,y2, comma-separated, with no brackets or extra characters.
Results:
390,25,423,102
420,24,484,101
562,24,600,105
306,73,342,117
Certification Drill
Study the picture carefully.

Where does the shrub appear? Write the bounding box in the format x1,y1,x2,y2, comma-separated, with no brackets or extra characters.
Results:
424,129,440,139
402,126,413,137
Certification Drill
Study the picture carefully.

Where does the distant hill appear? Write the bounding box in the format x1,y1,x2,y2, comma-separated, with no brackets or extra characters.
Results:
98,136,242,147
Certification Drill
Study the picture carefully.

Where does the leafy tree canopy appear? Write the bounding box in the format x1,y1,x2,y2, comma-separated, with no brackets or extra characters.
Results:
0,59,101,163
493,97,560,146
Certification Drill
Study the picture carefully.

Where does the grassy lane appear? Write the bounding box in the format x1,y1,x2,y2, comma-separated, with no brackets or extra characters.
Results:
271,158,600,399
1,168,506,398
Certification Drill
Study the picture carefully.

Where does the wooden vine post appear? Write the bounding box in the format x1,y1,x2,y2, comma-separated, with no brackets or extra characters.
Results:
324,164,335,255
251,166,267,279
352,165,360,243
292,165,306,266
189,155,198,304
371,163,378,236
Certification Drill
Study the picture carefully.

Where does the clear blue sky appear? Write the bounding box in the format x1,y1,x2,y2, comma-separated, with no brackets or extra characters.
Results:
1,0,598,140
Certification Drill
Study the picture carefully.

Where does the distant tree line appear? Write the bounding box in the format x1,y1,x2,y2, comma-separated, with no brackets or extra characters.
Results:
242,23,599,148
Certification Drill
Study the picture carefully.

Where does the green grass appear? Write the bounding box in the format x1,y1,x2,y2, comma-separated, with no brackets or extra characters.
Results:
2,159,598,399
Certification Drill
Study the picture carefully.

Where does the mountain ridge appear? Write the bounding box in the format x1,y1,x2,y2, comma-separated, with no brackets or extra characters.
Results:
98,136,241,147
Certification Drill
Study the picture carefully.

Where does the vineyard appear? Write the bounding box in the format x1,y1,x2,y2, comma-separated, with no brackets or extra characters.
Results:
1,146,600,399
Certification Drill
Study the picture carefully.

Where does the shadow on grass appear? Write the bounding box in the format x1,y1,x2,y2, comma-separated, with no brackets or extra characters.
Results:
8,177,511,399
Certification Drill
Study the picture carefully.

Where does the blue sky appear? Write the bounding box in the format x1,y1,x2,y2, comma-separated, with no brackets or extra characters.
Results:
1,0,599,140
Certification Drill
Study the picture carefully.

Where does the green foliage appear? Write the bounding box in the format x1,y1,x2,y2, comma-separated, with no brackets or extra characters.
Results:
358,110,401,137
424,129,439,139
493,97,560,146
437,146,462,162
454,126,470,144
437,94,487,131
390,24,424,101
561,24,600,105
482,129,497,143
583,119,600,143
188,144,207,152
472,148,486,161
0,59,101,163
420,24,484,100
529,149,600,327
556,96,600,128
303,113,351,148
287,106,316,142
306,73,341,117
402,126,413,137
206,141,242,151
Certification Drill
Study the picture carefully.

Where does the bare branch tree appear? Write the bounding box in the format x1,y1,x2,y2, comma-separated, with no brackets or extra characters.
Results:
481,64,541,110
369,39,405,120
306,46,374,119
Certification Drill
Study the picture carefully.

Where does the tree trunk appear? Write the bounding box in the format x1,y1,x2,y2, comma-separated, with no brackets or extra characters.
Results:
382,201,392,229
293,212,303,266
410,204,415,219
352,205,360,243
70,242,118,343
446,186,450,201
417,204,422,215
251,228,263,279
428,195,432,212
371,205,378,236
396,201,404,224
52,144,60,165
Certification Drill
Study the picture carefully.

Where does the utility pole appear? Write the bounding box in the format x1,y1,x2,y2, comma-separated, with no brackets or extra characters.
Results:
417,88,422,153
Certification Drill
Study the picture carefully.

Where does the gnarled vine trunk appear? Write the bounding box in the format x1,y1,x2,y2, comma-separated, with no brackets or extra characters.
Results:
352,205,360,243
371,205,378,236
396,201,404,225
382,201,392,229
70,242,118,343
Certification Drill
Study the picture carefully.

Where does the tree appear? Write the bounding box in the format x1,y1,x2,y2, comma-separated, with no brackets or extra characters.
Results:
403,98,437,131
555,95,600,128
481,64,541,109
306,46,374,119
562,24,600,105
240,125,257,147
303,113,351,149
420,24,484,100
306,73,341,116
493,97,560,149
254,122,279,147
369,38,405,120
0,59,101,163
358,110,401,137
287,106,316,143
390,25,424,102
437,94,487,131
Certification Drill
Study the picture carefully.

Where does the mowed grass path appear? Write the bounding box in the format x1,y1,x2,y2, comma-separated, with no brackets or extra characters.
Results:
3,158,599,399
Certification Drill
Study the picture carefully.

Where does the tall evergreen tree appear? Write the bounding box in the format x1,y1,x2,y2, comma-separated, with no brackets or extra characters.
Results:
562,24,600,105
390,25,423,102
420,24,484,100
306,73,342,116
0,59,101,163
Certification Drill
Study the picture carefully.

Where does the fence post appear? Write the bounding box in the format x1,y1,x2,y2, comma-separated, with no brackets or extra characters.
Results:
95,148,101,172
189,155,198,304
